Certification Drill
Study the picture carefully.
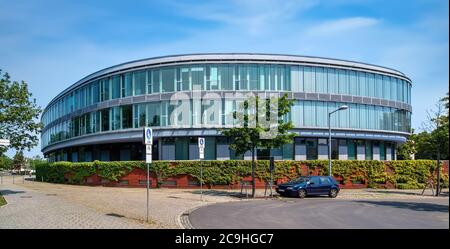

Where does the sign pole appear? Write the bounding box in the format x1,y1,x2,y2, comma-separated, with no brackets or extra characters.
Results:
269,156,274,198
198,137,205,202
146,161,149,222
143,127,153,223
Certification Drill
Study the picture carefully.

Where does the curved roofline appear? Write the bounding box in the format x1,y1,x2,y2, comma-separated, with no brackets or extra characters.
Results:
45,53,411,110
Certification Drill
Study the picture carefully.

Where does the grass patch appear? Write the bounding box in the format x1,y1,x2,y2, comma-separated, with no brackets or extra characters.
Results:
0,194,6,207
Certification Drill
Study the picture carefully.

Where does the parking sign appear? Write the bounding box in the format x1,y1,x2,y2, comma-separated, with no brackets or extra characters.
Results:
144,127,153,145
198,137,205,159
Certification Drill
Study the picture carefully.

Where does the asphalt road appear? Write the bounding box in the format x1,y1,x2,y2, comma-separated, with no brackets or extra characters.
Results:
189,197,449,229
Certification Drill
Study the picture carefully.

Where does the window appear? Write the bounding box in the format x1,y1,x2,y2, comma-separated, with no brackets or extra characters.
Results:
191,66,204,90
175,137,189,160
248,65,258,90
100,78,110,101
133,104,147,128
101,109,109,131
111,75,121,99
161,68,175,92
365,141,373,160
331,139,338,159
111,106,120,130
338,69,349,95
319,177,332,185
122,73,133,97
152,70,160,93
316,67,327,93
309,177,320,185
219,65,233,90
121,105,132,129
380,142,386,160
134,70,146,95
348,140,357,160
304,66,315,93
147,102,160,126
305,138,318,160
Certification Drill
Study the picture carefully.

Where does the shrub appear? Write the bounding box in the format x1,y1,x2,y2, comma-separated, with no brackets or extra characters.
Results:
35,160,448,189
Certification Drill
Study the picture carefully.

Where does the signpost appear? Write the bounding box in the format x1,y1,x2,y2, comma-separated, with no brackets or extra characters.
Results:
143,127,153,222
269,156,275,197
198,137,205,201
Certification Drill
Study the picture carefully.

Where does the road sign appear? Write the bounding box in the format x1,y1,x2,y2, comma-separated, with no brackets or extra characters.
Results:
146,145,152,164
198,137,205,159
144,127,153,145
198,137,205,148
0,139,10,147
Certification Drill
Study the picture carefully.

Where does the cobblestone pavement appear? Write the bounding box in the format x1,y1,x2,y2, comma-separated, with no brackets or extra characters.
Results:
0,184,152,229
0,177,238,228
0,176,447,229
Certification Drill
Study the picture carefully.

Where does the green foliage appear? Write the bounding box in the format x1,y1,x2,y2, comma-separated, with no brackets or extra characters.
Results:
0,194,7,206
12,151,26,170
27,155,46,170
389,160,448,189
409,93,449,160
0,155,13,170
35,160,448,189
0,70,43,155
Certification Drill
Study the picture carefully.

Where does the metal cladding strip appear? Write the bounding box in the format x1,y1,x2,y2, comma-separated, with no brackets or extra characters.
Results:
43,53,412,111
41,127,409,154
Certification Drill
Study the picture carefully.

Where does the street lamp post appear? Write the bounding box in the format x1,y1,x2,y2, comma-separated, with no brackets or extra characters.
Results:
328,105,348,177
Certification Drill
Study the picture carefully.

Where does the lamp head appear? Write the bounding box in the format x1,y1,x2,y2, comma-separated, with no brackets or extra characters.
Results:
338,105,349,111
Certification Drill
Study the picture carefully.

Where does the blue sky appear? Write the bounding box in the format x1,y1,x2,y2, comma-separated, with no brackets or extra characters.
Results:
0,0,448,158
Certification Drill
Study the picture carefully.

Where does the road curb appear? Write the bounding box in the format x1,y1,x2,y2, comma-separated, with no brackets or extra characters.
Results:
177,205,203,229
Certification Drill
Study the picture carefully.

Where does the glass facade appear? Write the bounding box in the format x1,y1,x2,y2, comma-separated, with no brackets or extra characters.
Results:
41,58,411,162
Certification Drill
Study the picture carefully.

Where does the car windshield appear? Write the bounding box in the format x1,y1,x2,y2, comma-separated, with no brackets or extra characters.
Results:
289,177,308,184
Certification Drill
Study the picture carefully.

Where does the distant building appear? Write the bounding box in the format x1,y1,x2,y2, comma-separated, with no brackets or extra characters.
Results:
41,53,412,162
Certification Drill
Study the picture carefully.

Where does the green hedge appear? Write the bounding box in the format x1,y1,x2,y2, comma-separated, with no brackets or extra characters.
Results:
35,160,448,189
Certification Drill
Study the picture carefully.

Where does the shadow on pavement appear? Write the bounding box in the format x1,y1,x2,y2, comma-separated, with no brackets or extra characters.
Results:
189,190,242,197
0,190,26,196
365,190,422,196
354,200,449,213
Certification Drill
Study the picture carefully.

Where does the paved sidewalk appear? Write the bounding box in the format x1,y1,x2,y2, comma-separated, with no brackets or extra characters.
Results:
0,178,238,228
0,184,152,229
1,176,447,229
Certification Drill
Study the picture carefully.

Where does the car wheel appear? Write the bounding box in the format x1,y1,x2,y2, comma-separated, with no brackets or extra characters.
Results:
298,189,307,199
329,189,338,198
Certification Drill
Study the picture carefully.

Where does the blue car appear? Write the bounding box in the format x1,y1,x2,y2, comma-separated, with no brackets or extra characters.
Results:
275,176,340,198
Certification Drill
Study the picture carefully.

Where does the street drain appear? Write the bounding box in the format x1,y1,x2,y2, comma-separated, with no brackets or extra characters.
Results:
20,196,32,198
168,196,181,199
46,194,57,196
106,213,125,218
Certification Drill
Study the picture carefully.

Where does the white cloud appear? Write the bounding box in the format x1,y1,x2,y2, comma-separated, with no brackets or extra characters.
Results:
305,17,380,36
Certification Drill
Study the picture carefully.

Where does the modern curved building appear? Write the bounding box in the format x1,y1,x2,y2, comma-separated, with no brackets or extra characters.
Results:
41,53,412,162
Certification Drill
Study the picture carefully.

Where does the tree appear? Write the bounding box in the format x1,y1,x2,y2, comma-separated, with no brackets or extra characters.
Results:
0,155,13,170
12,151,26,171
28,155,46,170
221,93,295,198
0,70,43,156
397,130,417,160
